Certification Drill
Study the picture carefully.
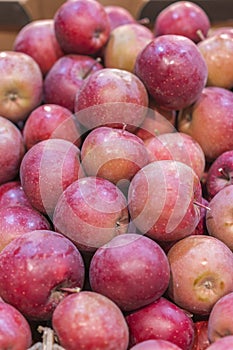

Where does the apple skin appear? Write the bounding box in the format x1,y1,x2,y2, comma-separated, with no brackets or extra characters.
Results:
206,150,233,200
145,132,206,179
43,54,103,112
53,176,129,252
126,296,195,350
0,181,32,208
0,300,32,349
208,291,233,344
19,138,84,218
134,35,208,111
52,291,129,350
167,235,233,316
0,116,25,185
205,336,233,349
0,205,51,252
206,185,233,251
197,33,233,89
80,126,149,186
13,19,64,76
154,1,210,43
128,160,202,242
89,233,170,312
129,339,183,350
208,27,233,38
178,87,233,162
0,51,43,123
0,229,85,321
23,103,82,150
104,5,135,31
74,68,149,131
104,23,153,73
54,0,110,55
192,320,210,350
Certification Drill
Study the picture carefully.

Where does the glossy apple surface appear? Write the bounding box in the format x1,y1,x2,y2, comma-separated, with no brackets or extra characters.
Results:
75,68,149,131
53,176,129,252
52,291,129,350
134,35,208,111
192,320,210,350
167,235,233,315
0,230,85,321
23,103,82,149
89,233,170,311
54,0,110,55
154,1,210,43
0,51,43,123
128,160,202,242
13,19,64,76
129,339,183,349
0,181,31,208
43,54,103,112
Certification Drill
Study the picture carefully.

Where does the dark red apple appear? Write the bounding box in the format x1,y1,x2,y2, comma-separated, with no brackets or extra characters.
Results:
0,205,51,251
74,68,149,131
104,5,135,31
0,181,31,208
0,51,43,123
206,150,233,200
130,339,183,350
23,103,82,149
80,126,149,186
128,160,202,242
167,235,233,315
53,176,129,252
0,116,25,185
52,291,129,350
126,297,195,350
13,19,64,76
178,87,233,161
19,138,84,218
192,320,210,350
54,0,110,55
89,233,170,311
0,229,85,321
43,54,103,112
0,300,32,349
154,1,210,43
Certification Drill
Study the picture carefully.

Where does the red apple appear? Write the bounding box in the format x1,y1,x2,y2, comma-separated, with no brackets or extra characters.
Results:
13,19,64,76
208,291,233,343
19,138,84,218
23,103,82,150
128,160,202,242
104,5,136,31
80,126,149,187
52,291,129,350
154,1,210,43
89,233,170,311
167,235,233,315
43,54,103,112
53,176,129,252
192,320,210,350
0,205,51,251
206,150,233,200
104,23,153,73
0,229,85,321
130,339,183,350
74,68,149,131
206,185,233,251
178,87,233,161
198,33,233,89
145,132,206,179
0,116,25,185
0,51,43,123
0,300,32,349
134,35,208,111
126,297,195,350
0,181,31,208
205,336,233,349
54,0,110,55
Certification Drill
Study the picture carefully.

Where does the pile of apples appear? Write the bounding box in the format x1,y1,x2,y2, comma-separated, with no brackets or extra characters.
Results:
1,0,233,349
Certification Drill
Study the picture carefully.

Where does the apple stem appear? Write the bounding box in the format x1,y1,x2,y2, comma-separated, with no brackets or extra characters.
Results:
193,200,211,211
137,17,150,26
218,167,230,181
196,29,205,41
82,57,102,79
121,123,127,134
59,286,81,294
28,327,65,350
